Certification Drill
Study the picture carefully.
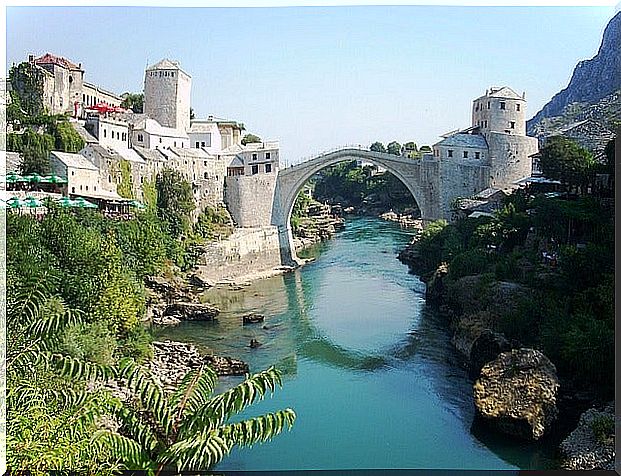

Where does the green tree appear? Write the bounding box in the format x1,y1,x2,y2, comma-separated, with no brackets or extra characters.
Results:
241,133,262,145
9,62,46,117
95,363,296,473
419,145,432,153
121,93,144,113
387,141,402,156
53,121,85,153
369,141,386,153
156,168,195,237
538,136,595,192
20,143,51,175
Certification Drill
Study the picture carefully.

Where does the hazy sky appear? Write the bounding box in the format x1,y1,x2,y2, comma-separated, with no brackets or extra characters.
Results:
6,5,617,162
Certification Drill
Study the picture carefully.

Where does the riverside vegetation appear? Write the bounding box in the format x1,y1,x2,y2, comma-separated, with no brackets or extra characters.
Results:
398,137,615,453
7,168,296,474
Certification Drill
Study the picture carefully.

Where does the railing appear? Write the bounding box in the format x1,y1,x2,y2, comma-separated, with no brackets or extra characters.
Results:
281,144,370,169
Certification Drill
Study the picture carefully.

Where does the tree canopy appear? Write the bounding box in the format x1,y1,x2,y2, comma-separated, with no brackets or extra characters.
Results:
369,142,386,153
120,93,144,113
156,168,195,237
241,134,262,145
538,136,595,189
387,141,402,156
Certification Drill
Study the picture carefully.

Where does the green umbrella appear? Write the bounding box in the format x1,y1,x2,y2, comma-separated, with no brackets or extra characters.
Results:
7,196,26,208
23,173,43,183
23,196,44,208
72,197,98,209
41,174,68,184
127,199,146,209
6,173,22,184
57,196,75,207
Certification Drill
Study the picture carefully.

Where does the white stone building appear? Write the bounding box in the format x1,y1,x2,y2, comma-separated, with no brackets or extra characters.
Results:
225,141,280,177
144,59,191,133
50,151,101,196
131,117,189,150
433,86,539,190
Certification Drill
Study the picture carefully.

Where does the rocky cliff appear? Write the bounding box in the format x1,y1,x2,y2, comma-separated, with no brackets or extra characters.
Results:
528,12,621,131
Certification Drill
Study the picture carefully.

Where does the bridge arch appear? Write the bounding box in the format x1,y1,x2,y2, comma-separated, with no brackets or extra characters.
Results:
272,148,438,265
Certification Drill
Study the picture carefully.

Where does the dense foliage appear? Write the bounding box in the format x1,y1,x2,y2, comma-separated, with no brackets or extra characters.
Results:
156,168,195,238
404,138,616,396
241,133,262,145
120,92,144,113
312,160,417,213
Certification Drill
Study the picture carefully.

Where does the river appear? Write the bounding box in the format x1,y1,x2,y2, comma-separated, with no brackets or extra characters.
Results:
156,216,558,471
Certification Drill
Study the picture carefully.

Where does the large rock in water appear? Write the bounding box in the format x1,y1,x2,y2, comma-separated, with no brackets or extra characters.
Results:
164,302,220,321
473,348,559,440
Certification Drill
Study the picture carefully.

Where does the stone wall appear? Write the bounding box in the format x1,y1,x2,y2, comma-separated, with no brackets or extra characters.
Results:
225,173,277,227
195,226,284,283
487,132,538,188
439,159,491,219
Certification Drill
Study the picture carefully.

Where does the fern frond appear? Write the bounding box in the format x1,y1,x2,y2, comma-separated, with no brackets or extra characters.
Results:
118,358,173,436
92,429,156,470
48,353,116,381
224,408,297,448
168,364,218,431
157,427,233,471
181,366,283,436
106,399,160,454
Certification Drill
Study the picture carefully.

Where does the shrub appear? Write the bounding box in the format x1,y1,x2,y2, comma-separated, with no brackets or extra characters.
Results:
590,415,614,442
61,321,117,365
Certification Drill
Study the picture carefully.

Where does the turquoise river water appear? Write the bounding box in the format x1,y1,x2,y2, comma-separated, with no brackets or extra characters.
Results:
157,217,558,471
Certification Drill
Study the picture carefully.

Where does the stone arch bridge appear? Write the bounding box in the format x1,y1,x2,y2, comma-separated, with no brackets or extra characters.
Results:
271,146,450,265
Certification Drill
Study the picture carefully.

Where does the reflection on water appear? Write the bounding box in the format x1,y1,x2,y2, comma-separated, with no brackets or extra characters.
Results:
157,217,553,471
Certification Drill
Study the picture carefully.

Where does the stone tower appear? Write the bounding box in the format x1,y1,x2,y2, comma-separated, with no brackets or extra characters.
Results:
471,86,538,188
144,59,191,132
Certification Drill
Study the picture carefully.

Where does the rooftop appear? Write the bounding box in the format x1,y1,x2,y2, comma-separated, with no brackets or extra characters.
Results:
133,118,189,139
435,133,488,149
51,151,98,171
477,86,524,101
146,58,190,77
34,53,81,71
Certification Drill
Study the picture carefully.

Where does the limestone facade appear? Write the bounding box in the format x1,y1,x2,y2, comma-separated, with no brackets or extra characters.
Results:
144,59,191,132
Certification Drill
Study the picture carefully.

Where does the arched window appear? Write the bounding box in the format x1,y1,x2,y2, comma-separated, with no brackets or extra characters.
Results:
204,172,208,179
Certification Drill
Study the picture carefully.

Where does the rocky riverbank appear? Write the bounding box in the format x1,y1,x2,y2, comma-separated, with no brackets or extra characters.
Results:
379,211,424,230
293,201,344,250
398,248,615,465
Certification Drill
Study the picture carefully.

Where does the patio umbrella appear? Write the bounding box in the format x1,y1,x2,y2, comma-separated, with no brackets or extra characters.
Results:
57,196,75,207
72,197,98,209
7,197,26,208
127,199,146,209
41,175,68,184
6,173,22,184
23,196,44,208
23,173,43,183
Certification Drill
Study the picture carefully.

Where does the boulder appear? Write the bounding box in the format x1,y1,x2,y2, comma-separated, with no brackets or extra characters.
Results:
145,275,176,294
469,330,511,376
188,273,213,289
473,348,559,440
242,313,265,325
203,354,249,376
560,402,615,470
425,263,449,302
164,302,220,321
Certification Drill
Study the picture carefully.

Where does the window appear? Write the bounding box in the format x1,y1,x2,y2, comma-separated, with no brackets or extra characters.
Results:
204,161,207,166
500,102,506,110
138,134,144,142
487,102,490,109
159,138,162,143
265,163,272,173
196,142,200,148
94,186,97,191
86,185,89,191
252,153,258,161
174,141,177,147
516,104,521,112
266,152,271,160
204,172,208,179
103,129,107,138
123,132,127,141
510,121,515,129
475,152,481,160
71,171,75,176
447,150,453,158
484,120,488,128
82,94,86,102
251,165,259,175
108,175,112,183
71,187,75,193
141,176,144,184
80,185,83,190
463,151,469,158
201,141,206,147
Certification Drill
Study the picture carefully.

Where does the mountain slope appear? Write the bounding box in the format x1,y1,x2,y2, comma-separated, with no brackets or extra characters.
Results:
527,11,621,131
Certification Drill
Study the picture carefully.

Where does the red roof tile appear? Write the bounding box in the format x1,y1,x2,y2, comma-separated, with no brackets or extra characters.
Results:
34,53,80,70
